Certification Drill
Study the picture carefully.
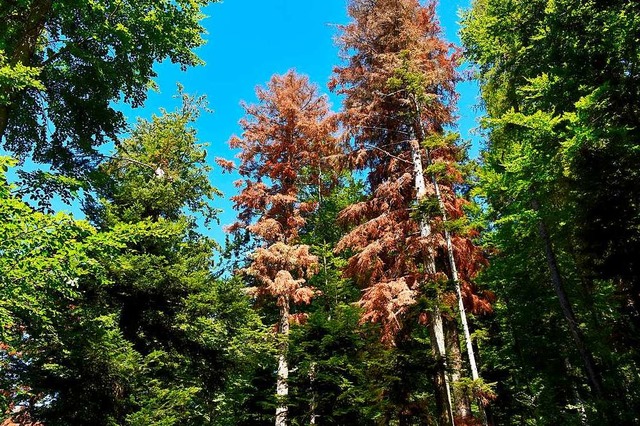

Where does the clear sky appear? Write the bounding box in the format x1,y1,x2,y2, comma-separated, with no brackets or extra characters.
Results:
119,0,482,246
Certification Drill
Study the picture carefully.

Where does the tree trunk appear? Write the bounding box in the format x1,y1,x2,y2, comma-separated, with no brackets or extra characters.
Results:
410,139,455,426
410,102,484,386
0,0,53,144
429,312,456,426
532,199,604,398
275,296,290,426
421,138,481,384
412,112,489,421
0,108,8,144
309,362,318,425
428,148,488,425
445,319,472,420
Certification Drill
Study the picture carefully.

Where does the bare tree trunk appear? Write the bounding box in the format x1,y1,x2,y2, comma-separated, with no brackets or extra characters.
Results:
445,319,472,420
412,105,488,421
275,296,290,426
428,149,488,425
429,312,456,426
532,199,604,398
410,139,455,426
309,362,318,425
410,100,484,387
423,142,481,384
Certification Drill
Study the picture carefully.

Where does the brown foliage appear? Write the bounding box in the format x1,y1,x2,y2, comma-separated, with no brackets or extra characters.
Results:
215,157,236,172
332,0,491,341
1,406,43,426
229,70,339,244
229,70,339,310
246,242,319,302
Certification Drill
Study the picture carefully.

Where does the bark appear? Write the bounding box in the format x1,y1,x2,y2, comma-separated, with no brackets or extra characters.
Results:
0,108,8,144
413,106,488,421
532,199,604,398
445,318,472,420
429,312,456,426
275,296,290,426
411,108,482,384
410,139,455,426
309,362,318,425
436,192,480,381
429,151,488,425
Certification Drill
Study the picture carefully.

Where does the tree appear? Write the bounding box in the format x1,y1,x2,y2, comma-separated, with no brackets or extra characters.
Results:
331,1,493,423
0,155,119,422
0,154,164,424
1,95,267,424
284,176,396,425
0,0,216,193
461,0,640,422
225,70,338,426
87,94,266,425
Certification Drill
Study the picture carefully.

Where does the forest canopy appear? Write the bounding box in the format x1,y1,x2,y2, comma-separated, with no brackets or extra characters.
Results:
1,0,639,425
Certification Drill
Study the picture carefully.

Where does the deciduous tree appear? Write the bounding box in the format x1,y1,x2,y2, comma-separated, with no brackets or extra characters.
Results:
0,0,216,196
462,0,640,422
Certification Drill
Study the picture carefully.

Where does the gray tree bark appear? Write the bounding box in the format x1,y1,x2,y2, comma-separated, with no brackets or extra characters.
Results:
445,319,472,419
410,139,455,426
275,296,290,426
532,199,604,397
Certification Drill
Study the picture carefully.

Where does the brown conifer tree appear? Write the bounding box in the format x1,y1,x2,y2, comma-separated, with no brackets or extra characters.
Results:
331,1,493,423
223,70,338,426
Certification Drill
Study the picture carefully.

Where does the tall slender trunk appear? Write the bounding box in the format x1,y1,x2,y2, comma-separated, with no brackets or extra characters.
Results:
427,146,489,425
429,311,456,426
445,319,472,420
410,109,482,386
410,139,455,426
412,100,488,421
532,199,604,398
309,362,318,425
430,168,481,381
275,296,290,426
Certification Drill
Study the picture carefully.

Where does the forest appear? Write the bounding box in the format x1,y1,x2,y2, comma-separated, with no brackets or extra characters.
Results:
1,0,639,425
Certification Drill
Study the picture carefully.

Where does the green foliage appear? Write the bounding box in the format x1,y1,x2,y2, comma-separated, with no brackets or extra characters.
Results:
288,305,398,425
82,100,265,424
88,90,221,227
0,0,216,197
0,52,43,104
462,0,640,423
386,50,439,106
452,378,496,408
1,99,268,424
423,132,459,150
3,0,640,423
411,195,442,222
0,156,150,421
301,174,366,306
0,155,120,345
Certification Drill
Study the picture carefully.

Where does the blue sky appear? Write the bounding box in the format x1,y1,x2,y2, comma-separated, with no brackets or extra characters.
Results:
120,0,482,245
